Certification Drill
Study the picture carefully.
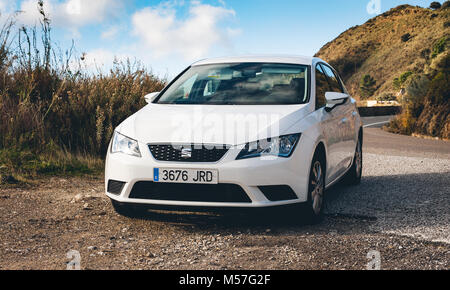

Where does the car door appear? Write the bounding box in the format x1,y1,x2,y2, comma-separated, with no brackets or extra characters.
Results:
321,64,354,175
314,64,343,183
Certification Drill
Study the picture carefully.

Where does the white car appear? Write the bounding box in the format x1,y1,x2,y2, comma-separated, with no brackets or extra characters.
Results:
105,55,363,223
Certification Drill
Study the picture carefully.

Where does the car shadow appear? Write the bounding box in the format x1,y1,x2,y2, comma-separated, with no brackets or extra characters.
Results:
123,171,449,239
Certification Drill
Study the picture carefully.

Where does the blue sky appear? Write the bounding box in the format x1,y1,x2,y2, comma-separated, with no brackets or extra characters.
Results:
1,0,432,77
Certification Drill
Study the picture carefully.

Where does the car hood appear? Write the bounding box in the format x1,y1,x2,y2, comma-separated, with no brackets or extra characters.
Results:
116,104,311,146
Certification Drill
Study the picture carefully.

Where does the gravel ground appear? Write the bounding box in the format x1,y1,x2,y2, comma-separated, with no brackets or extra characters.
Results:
326,153,450,244
0,129,449,270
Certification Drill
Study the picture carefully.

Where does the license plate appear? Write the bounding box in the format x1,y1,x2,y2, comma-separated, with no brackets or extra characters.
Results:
154,168,218,184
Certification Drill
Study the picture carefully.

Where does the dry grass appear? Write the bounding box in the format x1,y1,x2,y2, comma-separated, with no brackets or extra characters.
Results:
0,2,165,181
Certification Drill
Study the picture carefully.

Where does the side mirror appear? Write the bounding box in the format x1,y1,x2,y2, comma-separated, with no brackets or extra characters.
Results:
325,92,349,112
144,92,160,104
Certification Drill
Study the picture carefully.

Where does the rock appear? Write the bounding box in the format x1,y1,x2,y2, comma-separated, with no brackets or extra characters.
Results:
87,246,97,251
71,194,83,203
83,203,91,210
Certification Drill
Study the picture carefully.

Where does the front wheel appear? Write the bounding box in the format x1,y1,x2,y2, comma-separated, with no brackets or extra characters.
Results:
344,137,362,185
302,154,326,224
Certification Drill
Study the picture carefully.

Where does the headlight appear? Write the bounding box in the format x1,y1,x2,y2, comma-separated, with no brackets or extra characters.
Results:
236,134,300,160
111,131,141,157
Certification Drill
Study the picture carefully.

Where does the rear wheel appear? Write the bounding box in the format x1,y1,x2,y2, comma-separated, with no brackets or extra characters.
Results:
344,137,362,185
303,153,326,224
111,199,147,218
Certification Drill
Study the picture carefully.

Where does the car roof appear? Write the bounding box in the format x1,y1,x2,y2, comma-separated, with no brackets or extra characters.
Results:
192,55,323,66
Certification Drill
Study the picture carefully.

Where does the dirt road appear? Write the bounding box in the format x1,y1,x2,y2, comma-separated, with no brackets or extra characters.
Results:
0,128,449,270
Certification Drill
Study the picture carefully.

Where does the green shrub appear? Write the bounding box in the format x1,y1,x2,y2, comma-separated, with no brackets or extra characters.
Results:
377,92,397,102
401,33,411,42
393,71,413,89
360,74,377,99
431,37,447,58
429,2,442,9
405,74,430,101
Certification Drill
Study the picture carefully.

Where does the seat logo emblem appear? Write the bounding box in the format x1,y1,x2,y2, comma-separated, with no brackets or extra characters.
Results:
181,148,192,159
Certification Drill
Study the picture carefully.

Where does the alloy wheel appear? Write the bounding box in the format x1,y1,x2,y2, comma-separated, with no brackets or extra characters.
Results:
310,161,324,215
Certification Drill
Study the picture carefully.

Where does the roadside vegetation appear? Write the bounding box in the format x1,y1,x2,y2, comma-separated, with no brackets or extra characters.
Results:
0,2,165,183
316,2,449,139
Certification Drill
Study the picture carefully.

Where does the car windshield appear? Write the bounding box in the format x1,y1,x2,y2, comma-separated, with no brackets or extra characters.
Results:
156,63,309,105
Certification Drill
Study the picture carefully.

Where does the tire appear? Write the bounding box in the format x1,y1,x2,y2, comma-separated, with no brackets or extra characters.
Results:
111,199,146,218
344,136,363,186
302,152,326,224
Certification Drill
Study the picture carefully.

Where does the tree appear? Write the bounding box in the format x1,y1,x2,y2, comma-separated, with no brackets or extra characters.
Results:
360,75,377,99
430,2,442,9
442,1,450,9
393,71,413,89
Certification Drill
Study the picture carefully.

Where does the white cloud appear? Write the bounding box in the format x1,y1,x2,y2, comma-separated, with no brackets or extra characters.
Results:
132,1,237,60
0,0,11,13
101,25,120,40
17,0,123,30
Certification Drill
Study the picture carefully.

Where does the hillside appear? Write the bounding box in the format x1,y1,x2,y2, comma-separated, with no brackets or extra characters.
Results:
316,4,449,98
316,4,449,139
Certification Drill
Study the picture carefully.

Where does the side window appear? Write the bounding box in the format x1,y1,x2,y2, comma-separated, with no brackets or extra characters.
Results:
321,65,344,93
315,64,329,110
335,71,348,93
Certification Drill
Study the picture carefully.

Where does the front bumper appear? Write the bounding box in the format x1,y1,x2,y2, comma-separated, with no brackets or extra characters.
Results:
105,137,313,208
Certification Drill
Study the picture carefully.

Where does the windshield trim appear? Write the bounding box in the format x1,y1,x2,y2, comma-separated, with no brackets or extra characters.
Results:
154,62,311,106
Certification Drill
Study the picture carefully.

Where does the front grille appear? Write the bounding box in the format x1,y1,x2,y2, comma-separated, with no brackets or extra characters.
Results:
258,185,298,201
107,180,126,195
129,181,252,203
149,144,229,162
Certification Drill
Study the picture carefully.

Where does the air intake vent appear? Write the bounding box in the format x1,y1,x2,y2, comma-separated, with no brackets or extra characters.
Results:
129,182,251,203
258,185,298,201
149,144,229,163
107,180,125,195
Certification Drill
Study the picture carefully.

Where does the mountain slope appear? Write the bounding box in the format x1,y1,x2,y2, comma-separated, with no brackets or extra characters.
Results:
315,4,449,98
